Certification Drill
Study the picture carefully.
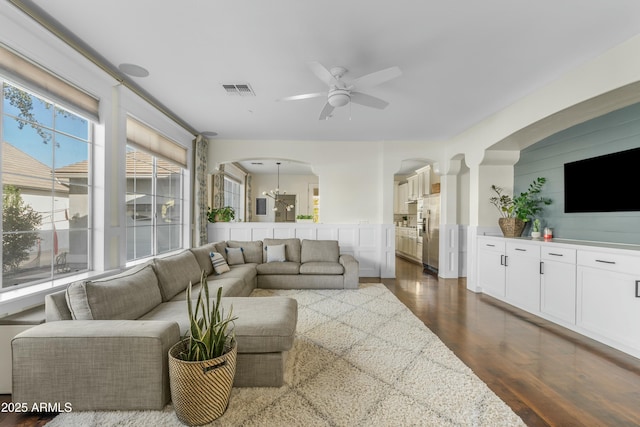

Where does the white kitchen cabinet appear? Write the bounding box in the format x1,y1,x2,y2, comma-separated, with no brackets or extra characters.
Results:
407,175,418,201
398,183,408,214
576,250,640,353
477,237,506,298
505,241,541,313
416,165,431,197
540,247,576,325
396,227,419,262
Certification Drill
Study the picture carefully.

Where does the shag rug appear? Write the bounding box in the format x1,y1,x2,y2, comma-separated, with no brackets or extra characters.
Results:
48,284,525,426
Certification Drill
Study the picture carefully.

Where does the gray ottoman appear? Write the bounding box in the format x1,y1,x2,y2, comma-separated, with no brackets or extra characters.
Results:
224,296,298,387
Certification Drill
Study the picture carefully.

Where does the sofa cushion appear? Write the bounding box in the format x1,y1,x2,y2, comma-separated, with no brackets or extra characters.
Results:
189,241,227,275
153,250,203,301
225,247,245,265
263,238,301,263
265,244,286,262
227,240,263,264
301,240,340,263
210,252,231,274
141,297,297,354
299,261,344,275
256,262,301,275
168,276,248,301
65,263,161,320
222,297,298,353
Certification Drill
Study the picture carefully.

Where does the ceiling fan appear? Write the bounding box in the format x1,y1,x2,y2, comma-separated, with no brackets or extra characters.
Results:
278,61,402,120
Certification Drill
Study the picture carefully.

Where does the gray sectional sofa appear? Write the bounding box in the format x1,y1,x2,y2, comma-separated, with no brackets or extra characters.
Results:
12,238,359,411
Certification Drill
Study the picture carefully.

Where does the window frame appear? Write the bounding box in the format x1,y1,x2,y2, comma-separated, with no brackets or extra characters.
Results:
0,80,94,293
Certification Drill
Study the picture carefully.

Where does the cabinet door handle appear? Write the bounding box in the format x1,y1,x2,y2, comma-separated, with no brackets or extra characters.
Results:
500,255,504,266
596,259,616,265
504,255,508,267
636,281,640,298
486,244,495,247
548,253,564,257
540,261,544,275
515,248,527,252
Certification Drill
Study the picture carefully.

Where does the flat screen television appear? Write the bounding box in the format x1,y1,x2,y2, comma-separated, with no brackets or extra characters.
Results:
564,146,640,213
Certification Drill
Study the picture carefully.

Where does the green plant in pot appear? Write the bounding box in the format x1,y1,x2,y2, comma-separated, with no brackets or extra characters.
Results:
168,271,238,425
208,206,235,222
296,214,314,223
490,177,552,238
531,218,542,239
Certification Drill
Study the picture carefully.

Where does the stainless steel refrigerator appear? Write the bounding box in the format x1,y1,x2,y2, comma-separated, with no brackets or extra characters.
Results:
422,194,440,275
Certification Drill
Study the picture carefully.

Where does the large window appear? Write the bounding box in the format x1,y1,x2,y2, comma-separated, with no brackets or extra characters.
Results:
224,176,241,217
1,82,92,290
126,144,185,262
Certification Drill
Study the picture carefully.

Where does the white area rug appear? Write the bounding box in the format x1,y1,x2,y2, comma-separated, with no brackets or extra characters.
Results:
48,284,524,426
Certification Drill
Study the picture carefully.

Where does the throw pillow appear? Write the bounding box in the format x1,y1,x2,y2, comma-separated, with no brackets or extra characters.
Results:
266,244,286,263
225,247,245,265
210,251,230,274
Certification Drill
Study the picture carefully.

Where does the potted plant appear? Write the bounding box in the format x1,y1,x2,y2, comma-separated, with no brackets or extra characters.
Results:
168,271,238,425
296,214,314,223
489,177,551,237
207,206,235,222
531,218,542,239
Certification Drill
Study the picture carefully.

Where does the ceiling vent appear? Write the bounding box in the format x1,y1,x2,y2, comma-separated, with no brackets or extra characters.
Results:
222,83,255,96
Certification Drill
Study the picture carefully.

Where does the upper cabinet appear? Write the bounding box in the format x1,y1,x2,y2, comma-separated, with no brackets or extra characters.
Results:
407,175,418,201
415,165,431,197
396,182,409,214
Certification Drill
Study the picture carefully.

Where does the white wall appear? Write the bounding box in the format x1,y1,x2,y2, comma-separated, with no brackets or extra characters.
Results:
208,139,446,225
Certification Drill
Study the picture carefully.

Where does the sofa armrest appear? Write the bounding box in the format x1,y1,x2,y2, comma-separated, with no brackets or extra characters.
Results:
339,254,359,289
12,320,180,411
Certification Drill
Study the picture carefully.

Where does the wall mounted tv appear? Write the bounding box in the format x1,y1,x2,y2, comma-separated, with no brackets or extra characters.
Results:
564,146,640,213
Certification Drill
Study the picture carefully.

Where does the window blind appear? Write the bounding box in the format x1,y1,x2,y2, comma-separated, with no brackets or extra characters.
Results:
126,117,188,167
0,44,99,121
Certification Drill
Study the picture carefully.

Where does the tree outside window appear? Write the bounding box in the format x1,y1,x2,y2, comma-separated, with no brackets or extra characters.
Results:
1,82,91,289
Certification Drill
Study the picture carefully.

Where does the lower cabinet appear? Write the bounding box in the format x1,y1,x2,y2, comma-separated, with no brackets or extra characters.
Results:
476,236,640,359
505,241,541,313
477,238,506,298
540,247,577,324
577,250,640,354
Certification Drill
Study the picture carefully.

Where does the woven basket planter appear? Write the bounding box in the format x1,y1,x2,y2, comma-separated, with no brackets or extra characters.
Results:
498,218,525,238
169,339,237,426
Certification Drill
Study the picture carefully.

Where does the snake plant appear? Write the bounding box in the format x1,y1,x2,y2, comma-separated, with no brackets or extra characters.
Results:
178,270,237,361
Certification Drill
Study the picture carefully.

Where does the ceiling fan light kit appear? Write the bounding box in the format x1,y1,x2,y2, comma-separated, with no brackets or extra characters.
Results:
328,89,350,107
279,61,402,120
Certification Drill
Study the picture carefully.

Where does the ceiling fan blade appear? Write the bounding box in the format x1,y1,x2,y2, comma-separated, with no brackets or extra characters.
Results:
351,66,402,90
307,61,336,86
319,102,335,120
278,92,326,101
350,92,389,109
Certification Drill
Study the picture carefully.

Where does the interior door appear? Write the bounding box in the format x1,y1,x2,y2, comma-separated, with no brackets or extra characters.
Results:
274,195,296,222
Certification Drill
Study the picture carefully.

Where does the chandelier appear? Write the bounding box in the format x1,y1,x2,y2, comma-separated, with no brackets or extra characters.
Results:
262,162,294,212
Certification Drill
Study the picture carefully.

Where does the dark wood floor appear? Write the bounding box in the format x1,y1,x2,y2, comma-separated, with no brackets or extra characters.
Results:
382,257,640,427
3,257,640,426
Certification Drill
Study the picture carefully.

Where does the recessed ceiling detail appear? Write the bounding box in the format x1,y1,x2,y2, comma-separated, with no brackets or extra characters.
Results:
222,84,255,96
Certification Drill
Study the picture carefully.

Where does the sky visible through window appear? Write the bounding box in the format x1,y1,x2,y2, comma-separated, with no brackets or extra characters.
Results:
2,85,89,168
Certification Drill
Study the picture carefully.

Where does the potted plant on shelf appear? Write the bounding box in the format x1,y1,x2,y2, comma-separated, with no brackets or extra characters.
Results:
531,218,542,239
296,214,314,223
168,271,238,425
207,206,235,222
489,177,552,238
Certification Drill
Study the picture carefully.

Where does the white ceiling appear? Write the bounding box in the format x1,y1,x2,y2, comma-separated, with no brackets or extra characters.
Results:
13,1,640,146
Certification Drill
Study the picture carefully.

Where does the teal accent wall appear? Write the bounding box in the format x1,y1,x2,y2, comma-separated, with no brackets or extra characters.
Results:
514,102,640,245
